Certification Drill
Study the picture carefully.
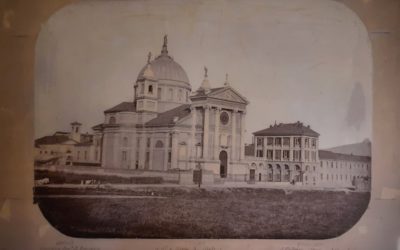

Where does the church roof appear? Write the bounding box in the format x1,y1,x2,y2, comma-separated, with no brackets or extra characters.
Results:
35,135,70,147
104,102,136,114
92,123,103,130
319,150,370,162
253,122,319,137
190,86,249,106
145,104,191,127
191,87,225,98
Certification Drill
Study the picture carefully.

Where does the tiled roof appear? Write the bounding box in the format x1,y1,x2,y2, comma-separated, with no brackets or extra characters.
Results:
92,123,103,130
145,104,191,127
245,143,255,156
35,135,70,147
80,133,93,143
53,131,69,135
104,102,136,113
319,150,371,162
253,122,319,137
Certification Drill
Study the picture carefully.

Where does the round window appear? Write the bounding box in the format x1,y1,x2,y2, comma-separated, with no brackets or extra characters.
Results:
220,111,230,125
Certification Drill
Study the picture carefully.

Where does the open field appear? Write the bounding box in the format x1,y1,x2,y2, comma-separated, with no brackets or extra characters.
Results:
35,186,370,239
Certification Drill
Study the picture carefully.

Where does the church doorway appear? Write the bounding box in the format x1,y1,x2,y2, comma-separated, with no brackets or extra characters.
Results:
219,150,228,178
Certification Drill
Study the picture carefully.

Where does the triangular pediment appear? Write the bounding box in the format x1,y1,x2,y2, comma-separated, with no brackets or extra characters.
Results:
208,87,248,104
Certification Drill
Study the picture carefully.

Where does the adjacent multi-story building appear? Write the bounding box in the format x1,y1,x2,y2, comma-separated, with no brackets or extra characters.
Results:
250,122,319,184
245,122,371,190
35,122,101,166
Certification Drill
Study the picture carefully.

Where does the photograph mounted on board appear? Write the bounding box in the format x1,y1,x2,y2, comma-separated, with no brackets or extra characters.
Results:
33,0,372,239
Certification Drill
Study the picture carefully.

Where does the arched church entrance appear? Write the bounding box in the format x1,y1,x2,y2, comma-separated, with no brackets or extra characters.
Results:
219,150,228,178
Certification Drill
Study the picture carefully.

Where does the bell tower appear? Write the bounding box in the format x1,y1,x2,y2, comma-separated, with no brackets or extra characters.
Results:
135,52,159,113
70,121,82,142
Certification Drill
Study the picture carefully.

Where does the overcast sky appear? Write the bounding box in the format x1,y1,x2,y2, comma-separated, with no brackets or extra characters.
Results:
35,0,372,148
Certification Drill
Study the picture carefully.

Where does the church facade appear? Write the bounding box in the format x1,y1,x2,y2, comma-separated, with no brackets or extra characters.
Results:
95,36,249,181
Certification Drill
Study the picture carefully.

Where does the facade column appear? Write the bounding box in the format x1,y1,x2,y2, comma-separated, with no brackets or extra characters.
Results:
289,137,294,162
190,107,197,160
203,105,210,159
231,109,237,161
148,134,154,170
113,133,119,168
101,132,108,167
130,133,137,169
214,107,221,159
171,131,179,168
138,134,146,169
254,136,257,157
289,165,294,181
163,132,169,170
240,111,246,160
301,137,305,162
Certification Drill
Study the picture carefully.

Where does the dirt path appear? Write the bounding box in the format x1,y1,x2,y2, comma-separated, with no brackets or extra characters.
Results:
35,194,166,199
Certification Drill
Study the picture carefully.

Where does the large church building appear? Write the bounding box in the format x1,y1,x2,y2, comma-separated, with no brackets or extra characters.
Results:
95,36,249,181
34,36,371,190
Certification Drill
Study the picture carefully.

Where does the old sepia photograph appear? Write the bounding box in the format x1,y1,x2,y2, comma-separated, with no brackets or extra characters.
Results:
33,0,372,239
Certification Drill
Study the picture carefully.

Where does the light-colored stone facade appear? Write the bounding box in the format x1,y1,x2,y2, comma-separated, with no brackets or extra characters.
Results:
35,122,101,166
245,123,371,190
97,37,249,181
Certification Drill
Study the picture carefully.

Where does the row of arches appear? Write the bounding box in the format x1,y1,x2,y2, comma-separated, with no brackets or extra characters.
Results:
249,163,303,182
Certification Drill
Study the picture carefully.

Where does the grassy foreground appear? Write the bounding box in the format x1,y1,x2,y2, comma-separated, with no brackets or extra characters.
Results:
36,186,370,239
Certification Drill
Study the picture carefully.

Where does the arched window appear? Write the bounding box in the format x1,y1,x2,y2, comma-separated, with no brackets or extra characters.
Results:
283,165,290,182
294,165,302,182
268,164,273,181
148,85,153,94
275,164,282,182
109,116,116,124
123,137,128,147
155,140,164,148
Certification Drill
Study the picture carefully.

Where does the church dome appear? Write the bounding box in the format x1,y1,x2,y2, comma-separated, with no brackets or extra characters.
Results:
137,36,190,86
